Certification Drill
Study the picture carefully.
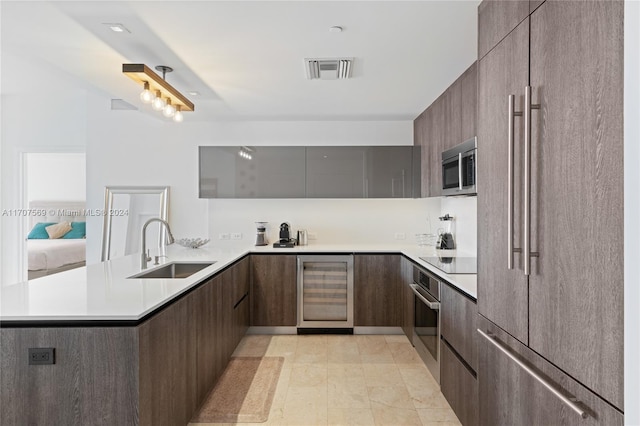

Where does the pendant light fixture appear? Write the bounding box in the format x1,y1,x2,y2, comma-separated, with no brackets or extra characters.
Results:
123,64,194,122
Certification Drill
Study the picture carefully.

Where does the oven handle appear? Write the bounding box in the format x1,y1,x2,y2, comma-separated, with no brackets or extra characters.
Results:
410,284,440,310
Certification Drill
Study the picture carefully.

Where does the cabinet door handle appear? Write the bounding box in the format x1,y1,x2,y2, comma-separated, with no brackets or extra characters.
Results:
523,86,540,276
458,152,463,191
477,328,589,419
508,94,522,270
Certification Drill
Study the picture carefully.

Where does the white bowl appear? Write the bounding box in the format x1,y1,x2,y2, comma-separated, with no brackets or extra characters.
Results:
175,238,210,249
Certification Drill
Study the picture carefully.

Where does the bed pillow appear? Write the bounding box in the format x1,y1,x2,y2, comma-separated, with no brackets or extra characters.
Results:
45,221,72,239
27,222,56,239
62,221,86,239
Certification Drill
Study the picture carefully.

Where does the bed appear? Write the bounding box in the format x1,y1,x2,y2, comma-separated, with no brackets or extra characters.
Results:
27,201,87,280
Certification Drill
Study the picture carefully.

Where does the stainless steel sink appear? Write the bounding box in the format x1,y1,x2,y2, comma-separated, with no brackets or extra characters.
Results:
128,262,216,279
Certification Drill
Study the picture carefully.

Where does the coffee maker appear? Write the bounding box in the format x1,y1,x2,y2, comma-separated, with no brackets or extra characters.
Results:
255,222,268,246
436,214,455,250
273,222,296,248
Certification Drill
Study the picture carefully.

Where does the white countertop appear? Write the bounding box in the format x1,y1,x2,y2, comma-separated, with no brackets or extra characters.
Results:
0,244,476,323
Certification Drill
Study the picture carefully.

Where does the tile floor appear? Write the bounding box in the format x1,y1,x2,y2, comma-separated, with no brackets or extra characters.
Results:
192,334,461,426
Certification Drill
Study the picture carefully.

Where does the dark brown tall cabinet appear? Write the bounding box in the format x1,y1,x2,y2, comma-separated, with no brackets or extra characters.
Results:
477,0,624,424
414,62,477,197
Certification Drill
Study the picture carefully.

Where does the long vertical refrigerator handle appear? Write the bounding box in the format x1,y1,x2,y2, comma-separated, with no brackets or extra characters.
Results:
524,86,540,276
507,95,522,270
458,153,463,191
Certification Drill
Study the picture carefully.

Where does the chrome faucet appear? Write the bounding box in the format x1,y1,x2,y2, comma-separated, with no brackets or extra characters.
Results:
141,218,175,269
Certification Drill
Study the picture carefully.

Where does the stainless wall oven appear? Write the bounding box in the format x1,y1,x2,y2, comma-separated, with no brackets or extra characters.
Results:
410,265,441,383
442,137,477,196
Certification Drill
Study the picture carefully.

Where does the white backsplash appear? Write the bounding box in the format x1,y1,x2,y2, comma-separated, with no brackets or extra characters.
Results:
439,196,477,256
208,198,441,247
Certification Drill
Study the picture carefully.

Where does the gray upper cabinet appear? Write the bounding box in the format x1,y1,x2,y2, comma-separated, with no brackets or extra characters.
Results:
199,146,306,198
477,0,529,60
200,146,419,199
306,147,367,198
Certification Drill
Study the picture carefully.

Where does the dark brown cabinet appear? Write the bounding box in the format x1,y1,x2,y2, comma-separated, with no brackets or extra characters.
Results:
400,256,414,339
440,282,478,426
0,258,251,426
354,254,402,327
441,341,478,426
440,283,478,372
139,292,198,426
477,0,529,60
477,0,624,418
250,254,297,326
478,316,623,426
414,62,477,197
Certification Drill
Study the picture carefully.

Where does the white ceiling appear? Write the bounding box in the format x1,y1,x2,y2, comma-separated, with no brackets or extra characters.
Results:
1,1,479,121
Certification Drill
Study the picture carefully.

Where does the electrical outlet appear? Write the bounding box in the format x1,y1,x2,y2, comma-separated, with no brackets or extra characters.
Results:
219,233,230,240
394,232,407,240
231,233,242,240
307,232,318,240
28,348,55,365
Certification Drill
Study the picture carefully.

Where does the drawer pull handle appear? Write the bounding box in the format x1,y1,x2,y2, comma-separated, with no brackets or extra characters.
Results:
478,329,589,419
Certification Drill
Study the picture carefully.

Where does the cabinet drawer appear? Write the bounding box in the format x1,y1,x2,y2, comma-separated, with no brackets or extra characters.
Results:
441,340,478,426
478,315,623,426
441,282,477,371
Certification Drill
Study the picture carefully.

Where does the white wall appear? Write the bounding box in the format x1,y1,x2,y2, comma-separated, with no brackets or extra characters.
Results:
84,90,414,264
440,196,477,256
26,153,85,202
625,0,640,423
1,53,87,285
208,198,440,247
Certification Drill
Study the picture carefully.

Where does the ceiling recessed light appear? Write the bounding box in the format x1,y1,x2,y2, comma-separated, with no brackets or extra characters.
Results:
329,26,343,33
103,23,130,33
188,91,200,96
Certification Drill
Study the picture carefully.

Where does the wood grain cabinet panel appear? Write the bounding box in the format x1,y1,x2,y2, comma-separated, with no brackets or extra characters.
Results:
527,0,624,409
441,340,478,426
250,255,297,326
477,0,529,60
477,0,624,413
0,327,139,426
400,257,415,339
354,254,401,327
460,62,478,142
476,17,530,345
440,282,478,372
139,292,198,426
478,316,623,426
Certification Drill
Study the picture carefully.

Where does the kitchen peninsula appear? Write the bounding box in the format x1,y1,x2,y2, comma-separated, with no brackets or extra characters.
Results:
0,244,476,425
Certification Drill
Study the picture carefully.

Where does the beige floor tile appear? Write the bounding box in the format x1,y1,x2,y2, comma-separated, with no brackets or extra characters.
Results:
416,408,461,424
357,335,395,364
362,364,405,387
282,386,328,425
388,342,423,365
294,335,329,364
289,364,328,387
266,335,298,357
371,401,422,426
328,337,361,364
328,381,370,409
367,386,415,409
384,334,411,344
231,334,272,357
328,363,366,386
328,408,376,425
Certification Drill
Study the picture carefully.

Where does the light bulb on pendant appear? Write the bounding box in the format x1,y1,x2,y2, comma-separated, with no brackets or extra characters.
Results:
173,105,184,122
139,82,154,104
151,91,165,111
163,98,176,118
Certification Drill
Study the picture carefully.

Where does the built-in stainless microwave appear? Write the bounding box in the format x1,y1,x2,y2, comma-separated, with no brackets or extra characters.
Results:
442,137,477,196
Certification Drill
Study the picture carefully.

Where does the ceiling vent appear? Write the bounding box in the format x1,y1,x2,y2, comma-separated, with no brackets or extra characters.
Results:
305,58,353,80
